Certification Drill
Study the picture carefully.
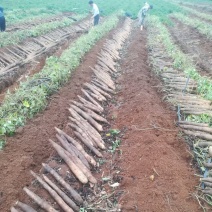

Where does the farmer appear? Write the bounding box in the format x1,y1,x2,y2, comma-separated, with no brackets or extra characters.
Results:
89,1,100,26
138,2,152,31
0,6,6,32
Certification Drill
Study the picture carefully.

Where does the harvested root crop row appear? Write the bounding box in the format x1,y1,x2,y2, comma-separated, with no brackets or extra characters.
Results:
0,19,91,92
10,17,132,212
148,16,212,206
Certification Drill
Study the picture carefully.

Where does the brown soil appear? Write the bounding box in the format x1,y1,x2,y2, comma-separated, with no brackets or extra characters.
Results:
106,29,200,211
169,18,212,77
0,21,122,211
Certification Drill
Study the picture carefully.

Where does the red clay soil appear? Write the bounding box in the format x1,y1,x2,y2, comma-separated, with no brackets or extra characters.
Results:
108,29,200,211
169,18,212,77
0,23,121,211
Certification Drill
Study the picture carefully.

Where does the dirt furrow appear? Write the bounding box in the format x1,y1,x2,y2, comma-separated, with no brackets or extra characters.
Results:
169,18,212,77
106,28,200,211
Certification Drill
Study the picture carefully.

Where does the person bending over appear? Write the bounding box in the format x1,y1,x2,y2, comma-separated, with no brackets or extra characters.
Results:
89,1,100,26
0,6,6,32
138,2,152,31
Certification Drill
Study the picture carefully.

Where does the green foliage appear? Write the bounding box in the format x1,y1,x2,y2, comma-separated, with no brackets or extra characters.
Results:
187,114,212,126
109,139,121,153
109,129,120,136
0,14,119,137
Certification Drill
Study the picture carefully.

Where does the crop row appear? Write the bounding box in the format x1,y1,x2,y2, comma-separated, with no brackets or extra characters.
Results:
5,8,60,25
172,12,212,39
147,14,212,207
0,14,85,47
0,12,120,149
179,6,212,22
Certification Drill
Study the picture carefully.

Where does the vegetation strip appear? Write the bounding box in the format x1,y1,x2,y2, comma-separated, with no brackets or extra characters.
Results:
0,13,120,148
148,16,212,101
0,14,85,47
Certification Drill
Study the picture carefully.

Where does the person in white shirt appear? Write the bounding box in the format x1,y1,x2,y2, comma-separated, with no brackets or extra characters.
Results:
89,1,100,26
138,2,152,31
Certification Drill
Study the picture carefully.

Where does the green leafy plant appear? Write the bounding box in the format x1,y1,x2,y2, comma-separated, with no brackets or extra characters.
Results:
109,139,121,153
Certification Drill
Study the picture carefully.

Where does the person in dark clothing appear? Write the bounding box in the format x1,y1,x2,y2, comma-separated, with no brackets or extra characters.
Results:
89,1,100,26
0,6,6,32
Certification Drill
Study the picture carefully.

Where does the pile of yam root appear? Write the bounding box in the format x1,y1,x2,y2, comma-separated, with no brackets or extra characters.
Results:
11,18,132,212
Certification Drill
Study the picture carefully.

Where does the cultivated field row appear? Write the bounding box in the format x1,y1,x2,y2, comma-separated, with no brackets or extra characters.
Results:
7,13,74,32
0,18,91,92
148,15,212,209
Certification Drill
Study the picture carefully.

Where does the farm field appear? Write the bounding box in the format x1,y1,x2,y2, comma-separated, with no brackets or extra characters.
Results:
0,0,212,211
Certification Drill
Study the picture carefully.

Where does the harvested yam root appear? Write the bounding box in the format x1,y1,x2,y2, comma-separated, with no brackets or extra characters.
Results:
55,127,97,166
71,100,109,124
23,187,58,212
56,133,90,169
179,124,212,134
81,89,104,111
70,117,105,150
183,130,212,141
30,171,74,212
11,207,22,212
63,146,97,184
15,201,37,212
78,95,102,113
194,142,212,147
84,83,106,101
74,131,103,157
69,122,95,147
43,175,79,212
70,104,103,132
49,139,88,184
177,121,209,127
42,163,83,204
91,79,115,94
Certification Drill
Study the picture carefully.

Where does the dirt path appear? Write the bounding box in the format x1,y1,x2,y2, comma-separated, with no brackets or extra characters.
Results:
169,18,212,77
0,21,122,211
108,28,200,211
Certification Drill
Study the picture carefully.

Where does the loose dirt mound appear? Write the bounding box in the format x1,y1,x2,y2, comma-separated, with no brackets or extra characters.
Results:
108,29,200,211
